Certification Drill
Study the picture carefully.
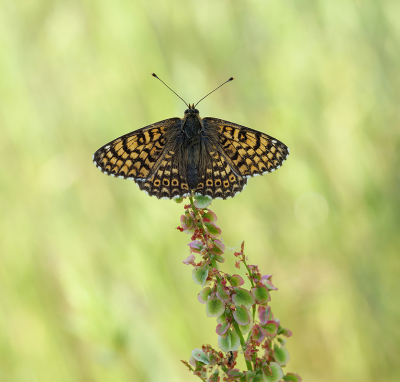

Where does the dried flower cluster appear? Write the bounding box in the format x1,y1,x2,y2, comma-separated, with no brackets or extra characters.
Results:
176,195,301,382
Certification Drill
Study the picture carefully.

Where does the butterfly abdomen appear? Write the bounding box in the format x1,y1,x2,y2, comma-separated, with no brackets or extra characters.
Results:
182,113,203,190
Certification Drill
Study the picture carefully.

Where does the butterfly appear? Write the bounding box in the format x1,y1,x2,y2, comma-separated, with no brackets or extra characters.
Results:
93,74,289,200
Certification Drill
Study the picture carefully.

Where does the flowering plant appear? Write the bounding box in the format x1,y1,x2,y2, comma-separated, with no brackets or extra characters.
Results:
177,194,301,382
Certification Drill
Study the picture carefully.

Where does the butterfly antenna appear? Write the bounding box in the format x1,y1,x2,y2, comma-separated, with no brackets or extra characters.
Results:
151,73,189,108
194,77,234,108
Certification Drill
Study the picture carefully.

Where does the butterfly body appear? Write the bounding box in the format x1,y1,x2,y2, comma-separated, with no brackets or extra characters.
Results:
93,104,289,200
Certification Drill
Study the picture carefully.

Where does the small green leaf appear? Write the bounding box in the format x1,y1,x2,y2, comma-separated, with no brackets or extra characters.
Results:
206,298,225,317
204,221,221,237
251,286,270,305
194,194,212,208
283,373,302,382
197,287,212,304
203,210,217,222
265,321,279,337
217,284,230,301
192,267,209,286
229,274,244,287
274,345,290,366
218,329,240,352
217,311,227,324
239,313,254,335
191,349,210,364
263,362,283,382
216,321,230,336
232,288,255,309
233,305,250,326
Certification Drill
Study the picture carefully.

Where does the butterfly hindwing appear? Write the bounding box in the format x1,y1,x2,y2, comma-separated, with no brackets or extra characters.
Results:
203,117,290,178
193,136,248,200
93,118,181,180
137,148,191,199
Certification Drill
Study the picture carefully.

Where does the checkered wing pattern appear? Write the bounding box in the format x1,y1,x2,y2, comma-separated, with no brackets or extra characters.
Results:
203,117,290,179
194,142,248,199
136,148,191,198
93,118,178,185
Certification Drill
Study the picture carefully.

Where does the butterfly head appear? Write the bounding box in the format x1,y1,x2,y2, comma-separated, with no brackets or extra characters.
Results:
184,104,200,115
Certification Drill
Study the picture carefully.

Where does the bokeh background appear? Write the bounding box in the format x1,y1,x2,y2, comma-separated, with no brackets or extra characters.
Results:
1,0,399,381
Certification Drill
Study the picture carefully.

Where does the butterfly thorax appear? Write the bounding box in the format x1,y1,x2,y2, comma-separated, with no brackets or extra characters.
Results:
181,108,203,189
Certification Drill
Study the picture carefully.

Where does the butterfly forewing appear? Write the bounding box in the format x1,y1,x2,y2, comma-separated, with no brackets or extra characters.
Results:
93,118,180,181
203,118,289,178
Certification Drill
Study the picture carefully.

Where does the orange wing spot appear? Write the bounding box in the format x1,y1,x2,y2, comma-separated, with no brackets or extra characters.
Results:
172,179,179,186
206,179,213,186
106,151,113,159
101,158,108,166
245,158,252,166
114,141,123,151
261,155,269,162
238,148,247,157
250,165,258,173
154,179,161,187
130,152,139,160
247,149,255,156
110,157,117,165
267,152,273,160
139,168,150,178
139,150,149,159
126,159,132,167
229,174,236,182
182,183,189,190
271,146,276,153
223,180,229,187
128,168,137,176
133,162,141,170
117,159,124,167
121,165,129,174
276,152,282,159
239,164,248,173
267,162,273,169
253,156,260,164
105,165,112,171
197,182,204,189
260,137,269,146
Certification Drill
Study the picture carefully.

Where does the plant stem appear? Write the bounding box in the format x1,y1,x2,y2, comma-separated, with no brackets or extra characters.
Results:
231,320,253,371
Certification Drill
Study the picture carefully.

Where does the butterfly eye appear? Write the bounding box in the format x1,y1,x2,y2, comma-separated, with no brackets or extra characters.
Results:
194,109,199,114
184,109,190,114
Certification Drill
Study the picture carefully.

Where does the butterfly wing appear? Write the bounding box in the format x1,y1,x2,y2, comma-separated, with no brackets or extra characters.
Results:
93,117,180,181
194,139,248,200
136,147,191,199
203,117,290,178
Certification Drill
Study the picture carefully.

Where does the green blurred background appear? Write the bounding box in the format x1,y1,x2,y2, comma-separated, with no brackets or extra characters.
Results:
1,0,399,381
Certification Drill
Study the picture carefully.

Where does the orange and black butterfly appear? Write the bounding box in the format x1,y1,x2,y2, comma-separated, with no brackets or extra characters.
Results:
93,74,289,200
